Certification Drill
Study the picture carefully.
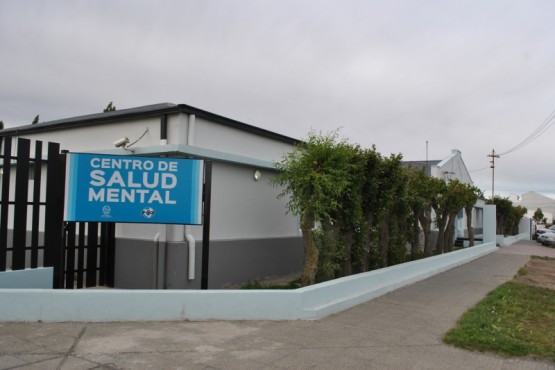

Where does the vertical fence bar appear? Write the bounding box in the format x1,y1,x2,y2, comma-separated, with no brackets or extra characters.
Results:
77,222,85,288
30,141,42,268
44,143,65,288
0,137,12,271
12,138,30,270
98,223,107,286
106,222,116,287
65,222,76,289
201,161,212,290
86,222,98,287
98,222,116,286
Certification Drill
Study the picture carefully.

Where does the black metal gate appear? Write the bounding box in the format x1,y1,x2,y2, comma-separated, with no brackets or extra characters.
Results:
0,137,115,288
62,222,115,288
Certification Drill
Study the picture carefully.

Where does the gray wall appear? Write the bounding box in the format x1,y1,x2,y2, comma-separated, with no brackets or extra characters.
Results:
114,236,304,289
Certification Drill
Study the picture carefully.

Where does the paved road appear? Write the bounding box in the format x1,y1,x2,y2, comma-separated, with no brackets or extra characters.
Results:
1,240,554,369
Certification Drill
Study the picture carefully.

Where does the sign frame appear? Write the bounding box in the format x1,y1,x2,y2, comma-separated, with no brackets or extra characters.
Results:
64,153,205,225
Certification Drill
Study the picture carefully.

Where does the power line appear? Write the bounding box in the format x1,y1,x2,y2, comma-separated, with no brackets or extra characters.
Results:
469,166,490,173
498,108,555,156
485,108,555,199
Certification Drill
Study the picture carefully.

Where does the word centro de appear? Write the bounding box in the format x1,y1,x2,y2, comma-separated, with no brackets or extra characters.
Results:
88,169,178,204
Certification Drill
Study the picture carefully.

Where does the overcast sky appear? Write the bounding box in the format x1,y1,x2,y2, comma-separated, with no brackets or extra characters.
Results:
1,0,554,200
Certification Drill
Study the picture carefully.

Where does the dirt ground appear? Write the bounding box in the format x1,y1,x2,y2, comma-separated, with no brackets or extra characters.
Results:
514,257,555,291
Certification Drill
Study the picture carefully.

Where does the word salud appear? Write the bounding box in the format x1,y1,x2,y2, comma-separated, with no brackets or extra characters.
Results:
88,158,178,204
65,153,204,224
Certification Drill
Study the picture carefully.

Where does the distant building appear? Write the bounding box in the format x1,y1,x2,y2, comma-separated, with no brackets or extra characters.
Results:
403,149,473,184
514,191,555,224
404,149,483,243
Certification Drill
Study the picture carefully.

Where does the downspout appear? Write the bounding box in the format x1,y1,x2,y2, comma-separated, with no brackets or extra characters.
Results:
186,114,196,280
158,114,168,288
160,114,168,145
153,232,161,289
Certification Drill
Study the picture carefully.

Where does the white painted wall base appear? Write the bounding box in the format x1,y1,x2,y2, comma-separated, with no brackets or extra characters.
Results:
0,243,498,322
498,233,530,247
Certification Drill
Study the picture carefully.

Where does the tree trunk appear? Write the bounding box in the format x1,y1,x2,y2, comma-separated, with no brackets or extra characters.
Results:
342,229,354,276
410,215,420,260
497,215,504,235
465,206,474,247
418,208,433,256
444,213,457,252
300,213,318,286
435,209,448,254
379,218,389,268
362,214,375,272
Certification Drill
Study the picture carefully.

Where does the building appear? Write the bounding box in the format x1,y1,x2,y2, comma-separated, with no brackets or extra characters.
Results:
403,149,473,184
515,191,555,224
404,149,483,242
0,103,304,289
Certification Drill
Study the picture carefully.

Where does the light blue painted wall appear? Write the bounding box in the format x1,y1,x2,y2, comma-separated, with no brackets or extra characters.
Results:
0,242,497,322
0,268,53,289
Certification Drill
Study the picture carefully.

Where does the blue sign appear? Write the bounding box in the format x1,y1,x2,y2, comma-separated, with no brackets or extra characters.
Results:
64,153,204,224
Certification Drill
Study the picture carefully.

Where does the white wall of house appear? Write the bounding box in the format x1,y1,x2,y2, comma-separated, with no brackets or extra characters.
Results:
15,118,161,154
427,149,478,243
430,149,472,184
190,116,294,162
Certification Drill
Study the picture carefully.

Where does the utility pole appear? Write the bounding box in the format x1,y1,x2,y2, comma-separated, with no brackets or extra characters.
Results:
426,140,430,175
487,149,500,199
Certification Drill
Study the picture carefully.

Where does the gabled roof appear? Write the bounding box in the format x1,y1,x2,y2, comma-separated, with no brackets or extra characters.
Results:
402,160,441,175
0,103,300,145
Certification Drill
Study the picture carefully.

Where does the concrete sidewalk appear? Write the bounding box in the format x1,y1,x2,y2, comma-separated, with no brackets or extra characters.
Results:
1,240,554,369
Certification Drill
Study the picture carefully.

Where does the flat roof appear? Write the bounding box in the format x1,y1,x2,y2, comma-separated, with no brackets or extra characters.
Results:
0,103,300,145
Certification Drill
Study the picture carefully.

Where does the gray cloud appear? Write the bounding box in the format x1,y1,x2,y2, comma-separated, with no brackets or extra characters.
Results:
1,0,554,197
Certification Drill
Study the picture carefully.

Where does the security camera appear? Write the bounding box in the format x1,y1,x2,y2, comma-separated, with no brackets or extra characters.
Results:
113,137,130,148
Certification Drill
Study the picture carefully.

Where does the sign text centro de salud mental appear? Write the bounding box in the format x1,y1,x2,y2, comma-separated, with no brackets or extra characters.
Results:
64,153,204,224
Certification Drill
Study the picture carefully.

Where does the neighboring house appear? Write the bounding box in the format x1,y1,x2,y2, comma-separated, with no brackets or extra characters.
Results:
404,149,473,184
515,191,555,224
0,103,303,289
404,149,483,243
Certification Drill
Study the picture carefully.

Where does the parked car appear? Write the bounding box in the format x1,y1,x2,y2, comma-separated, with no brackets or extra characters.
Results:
541,234,555,247
535,228,555,241
537,230,555,245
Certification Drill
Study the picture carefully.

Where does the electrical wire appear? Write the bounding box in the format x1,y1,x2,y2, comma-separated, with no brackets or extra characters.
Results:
498,108,555,156
127,128,149,148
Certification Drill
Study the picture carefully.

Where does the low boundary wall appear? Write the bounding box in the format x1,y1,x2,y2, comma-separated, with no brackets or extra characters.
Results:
497,232,530,247
0,268,53,289
0,242,498,322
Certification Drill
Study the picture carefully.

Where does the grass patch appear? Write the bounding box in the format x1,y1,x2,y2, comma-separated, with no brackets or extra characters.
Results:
517,267,528,276
443,281,555,361
240,278,301,290
532,255,555,261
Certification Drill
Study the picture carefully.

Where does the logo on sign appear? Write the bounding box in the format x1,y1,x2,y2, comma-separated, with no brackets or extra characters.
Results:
141,207,156,219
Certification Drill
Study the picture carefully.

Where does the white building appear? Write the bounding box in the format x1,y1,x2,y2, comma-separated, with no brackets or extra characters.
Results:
1,103,303,289
515,191,554,224
404,149,483,243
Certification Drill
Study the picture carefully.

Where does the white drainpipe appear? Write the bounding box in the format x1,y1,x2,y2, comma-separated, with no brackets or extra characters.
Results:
186,114,196,280
185,229,195,280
